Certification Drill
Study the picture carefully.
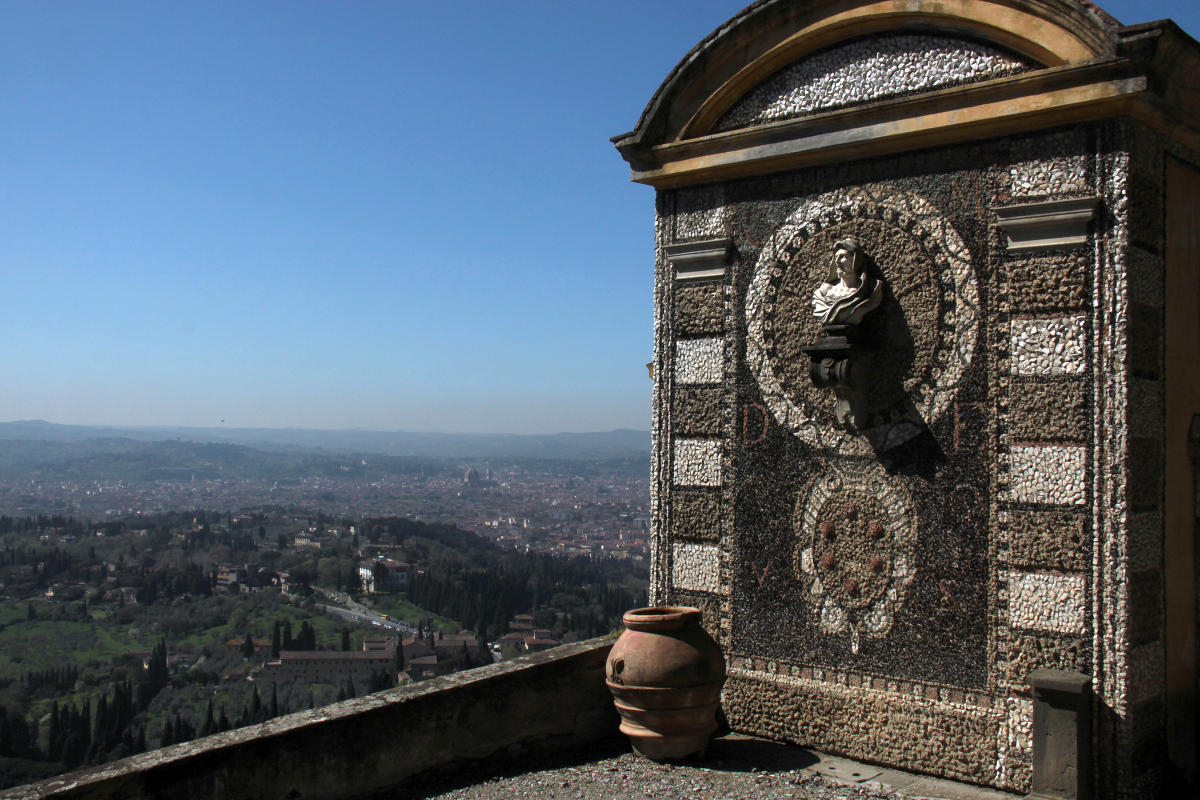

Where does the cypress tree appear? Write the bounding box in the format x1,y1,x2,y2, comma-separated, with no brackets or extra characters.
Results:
201,700,215,737
161,717,174,748
48,700,60,760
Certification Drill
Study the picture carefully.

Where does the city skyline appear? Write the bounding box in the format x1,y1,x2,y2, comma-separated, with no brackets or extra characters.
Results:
4,0,1196,435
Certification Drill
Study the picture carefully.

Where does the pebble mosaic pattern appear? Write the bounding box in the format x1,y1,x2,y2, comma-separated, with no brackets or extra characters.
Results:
1091,145,1134,769
1010,316,1087,375
650,200,669,603
1008,157,1090,198
1007,379,1088,442
675,185,727,239
672,491,721,542
1008,131,1090,197
1004,571,1086,634
673,387,725,437
1007,253,1087,312
725,670,1007,789
675,338,724,384
1006,510,1087,572
1002,633,1089,688
997,696,1033,789
794,465,917,653
716,34,1030,132
673,285,726,337
671,541,721,594
1006,445,1087,505
672,438,722,487
647,117,1146,795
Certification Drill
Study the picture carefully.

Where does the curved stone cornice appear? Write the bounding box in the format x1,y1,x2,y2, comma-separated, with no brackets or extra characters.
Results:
613,0,1200,189
616,1,1119,154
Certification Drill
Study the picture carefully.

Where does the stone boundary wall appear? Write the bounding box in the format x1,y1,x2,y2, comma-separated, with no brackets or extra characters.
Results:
0,639,617,800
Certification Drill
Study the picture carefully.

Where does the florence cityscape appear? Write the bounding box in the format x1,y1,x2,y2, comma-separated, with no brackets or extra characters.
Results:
3,0,1200,798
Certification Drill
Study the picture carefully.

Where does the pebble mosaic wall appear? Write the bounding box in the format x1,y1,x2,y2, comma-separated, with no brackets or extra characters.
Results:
1006,445,1088,505
673,387,725,437
671,541,721,594
725,668,1006,787
675,337,724,384
716,34,1030,132
1010,316,1088,375
1007,252,1088,312
1008,131,1091,197
673,285,726,337
1006,510,1087,571
672,438,722,487
1004,571,1087,634
1002,634,1089,688
1007,379,1088,441
674,185,727,239
648,118,1146,796
793,464,917,654
998,696,1034,789
672,491,721,542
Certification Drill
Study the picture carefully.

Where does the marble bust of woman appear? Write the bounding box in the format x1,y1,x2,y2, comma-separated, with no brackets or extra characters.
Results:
811,236,883,328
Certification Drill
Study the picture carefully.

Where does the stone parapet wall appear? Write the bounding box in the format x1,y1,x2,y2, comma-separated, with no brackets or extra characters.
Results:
0,639,617,800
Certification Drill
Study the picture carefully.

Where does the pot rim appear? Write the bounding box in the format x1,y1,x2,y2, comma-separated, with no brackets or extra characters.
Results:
622,605,701,631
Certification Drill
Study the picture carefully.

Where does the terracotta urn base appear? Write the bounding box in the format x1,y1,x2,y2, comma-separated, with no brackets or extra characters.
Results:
605,606,726,760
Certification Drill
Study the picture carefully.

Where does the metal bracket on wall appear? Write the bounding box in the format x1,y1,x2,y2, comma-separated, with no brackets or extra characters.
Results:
666,238,732,282
994,196,1101,253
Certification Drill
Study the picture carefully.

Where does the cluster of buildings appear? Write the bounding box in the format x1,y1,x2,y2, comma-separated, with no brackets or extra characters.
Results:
497,614,560,654
1,464,649,536
256,632,489,685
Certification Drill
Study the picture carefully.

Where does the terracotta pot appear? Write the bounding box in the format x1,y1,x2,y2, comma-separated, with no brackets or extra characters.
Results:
605,606,726,760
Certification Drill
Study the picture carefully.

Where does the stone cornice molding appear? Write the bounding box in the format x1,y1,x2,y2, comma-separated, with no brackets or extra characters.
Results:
995,196,1102,252
665,238,733,282
614,1,1200,189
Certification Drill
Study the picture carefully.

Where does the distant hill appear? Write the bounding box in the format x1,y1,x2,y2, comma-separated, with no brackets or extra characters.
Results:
0,421,650,460
0,437,446,483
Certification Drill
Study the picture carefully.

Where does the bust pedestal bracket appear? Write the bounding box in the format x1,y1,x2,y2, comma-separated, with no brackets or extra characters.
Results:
801,325,875,432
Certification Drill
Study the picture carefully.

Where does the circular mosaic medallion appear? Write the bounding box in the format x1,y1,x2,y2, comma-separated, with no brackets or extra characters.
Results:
746,184,978,453
794,465,917,653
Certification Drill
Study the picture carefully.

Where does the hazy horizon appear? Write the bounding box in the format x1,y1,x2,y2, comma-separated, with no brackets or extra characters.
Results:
0,417,650,437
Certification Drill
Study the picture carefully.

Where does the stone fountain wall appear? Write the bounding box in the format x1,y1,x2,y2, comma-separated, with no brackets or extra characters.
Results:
648,117,1161,793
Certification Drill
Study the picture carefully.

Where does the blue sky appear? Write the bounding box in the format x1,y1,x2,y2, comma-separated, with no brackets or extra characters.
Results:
2,1,1196,434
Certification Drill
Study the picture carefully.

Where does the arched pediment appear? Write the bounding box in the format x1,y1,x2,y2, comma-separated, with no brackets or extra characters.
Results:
711,32,1037,133
614,0,1127,182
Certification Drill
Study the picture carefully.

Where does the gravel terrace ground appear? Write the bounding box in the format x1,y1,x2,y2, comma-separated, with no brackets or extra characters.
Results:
397,734,1016,800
